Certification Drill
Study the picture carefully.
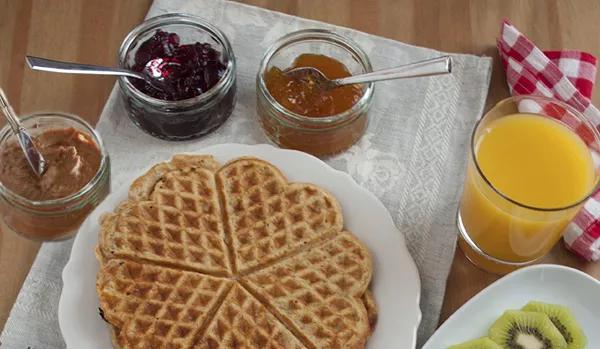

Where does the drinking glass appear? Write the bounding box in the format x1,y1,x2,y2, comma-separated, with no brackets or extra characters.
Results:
457,95,600,274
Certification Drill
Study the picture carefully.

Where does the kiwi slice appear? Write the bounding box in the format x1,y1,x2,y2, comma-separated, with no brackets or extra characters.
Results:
522,301,587,349
489,310,567,349
449,337,503,348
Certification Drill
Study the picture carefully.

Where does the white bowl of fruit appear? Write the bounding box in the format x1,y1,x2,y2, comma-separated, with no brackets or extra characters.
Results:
423,264,598,349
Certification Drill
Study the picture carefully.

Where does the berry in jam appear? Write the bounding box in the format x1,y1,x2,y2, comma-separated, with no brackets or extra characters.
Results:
130,30,227,101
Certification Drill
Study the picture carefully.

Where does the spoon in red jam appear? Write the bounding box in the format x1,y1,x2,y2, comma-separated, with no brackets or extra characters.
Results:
25,56,177,94
27,30,226,101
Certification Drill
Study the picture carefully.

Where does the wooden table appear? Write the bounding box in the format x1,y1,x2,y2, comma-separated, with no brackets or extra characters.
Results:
2,0,600,336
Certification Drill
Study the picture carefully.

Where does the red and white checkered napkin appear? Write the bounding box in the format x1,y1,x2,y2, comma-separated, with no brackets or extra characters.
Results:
497,20,600,261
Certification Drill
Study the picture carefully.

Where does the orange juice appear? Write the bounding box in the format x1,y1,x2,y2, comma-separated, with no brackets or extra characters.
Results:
459,113,596,272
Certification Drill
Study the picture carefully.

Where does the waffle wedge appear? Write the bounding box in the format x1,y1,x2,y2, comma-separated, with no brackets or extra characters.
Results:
216,157,343,273
97,259,232,349
362,290,378,334
199,284,307,349
243,232,372,349
97,155,375,349
99,155,231,275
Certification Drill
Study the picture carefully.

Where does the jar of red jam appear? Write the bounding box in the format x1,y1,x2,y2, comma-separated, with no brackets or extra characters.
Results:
118,14,236,141
257,29,374,156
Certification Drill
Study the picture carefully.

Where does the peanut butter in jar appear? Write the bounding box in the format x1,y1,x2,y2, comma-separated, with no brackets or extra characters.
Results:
0,113,109,241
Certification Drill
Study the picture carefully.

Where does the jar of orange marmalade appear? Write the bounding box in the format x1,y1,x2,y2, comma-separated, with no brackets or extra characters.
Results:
257,29,374,156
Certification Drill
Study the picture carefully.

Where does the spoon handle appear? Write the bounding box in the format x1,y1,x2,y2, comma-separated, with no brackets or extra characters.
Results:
26,56,145,80
0,88,21,133
0,87,47,177
333,56,452,86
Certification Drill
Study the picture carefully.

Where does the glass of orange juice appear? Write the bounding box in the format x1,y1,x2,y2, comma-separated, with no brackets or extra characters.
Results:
457,95,600,274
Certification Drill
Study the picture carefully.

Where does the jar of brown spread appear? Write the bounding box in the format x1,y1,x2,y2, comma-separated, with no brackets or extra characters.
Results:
257,30,374,156
0,113,109,240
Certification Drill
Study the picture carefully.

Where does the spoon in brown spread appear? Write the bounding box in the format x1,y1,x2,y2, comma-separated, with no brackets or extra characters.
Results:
0,88,47,177
284,55,452,91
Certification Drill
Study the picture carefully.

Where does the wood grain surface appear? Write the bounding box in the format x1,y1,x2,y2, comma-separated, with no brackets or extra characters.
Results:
1,0,600,337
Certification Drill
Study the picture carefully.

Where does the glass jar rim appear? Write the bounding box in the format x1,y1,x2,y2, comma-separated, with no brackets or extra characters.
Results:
118,13,235,108
0,112,109,208
470,95,600,212
257,29,374,126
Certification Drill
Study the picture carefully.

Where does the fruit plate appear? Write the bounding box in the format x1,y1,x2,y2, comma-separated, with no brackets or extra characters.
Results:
423,264,600,348
58,143,422,349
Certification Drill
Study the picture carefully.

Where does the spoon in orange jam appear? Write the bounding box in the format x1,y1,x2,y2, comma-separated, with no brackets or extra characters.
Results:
285,55,451,91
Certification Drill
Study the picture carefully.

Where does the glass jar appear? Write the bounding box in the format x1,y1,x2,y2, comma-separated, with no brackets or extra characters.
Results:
0,113,110,240
118,13,236,141
257,29,374,156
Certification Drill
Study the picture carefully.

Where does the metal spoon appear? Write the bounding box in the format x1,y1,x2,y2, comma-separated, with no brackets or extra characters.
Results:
284,55,452,90
25,56,179,92
0,88,47,177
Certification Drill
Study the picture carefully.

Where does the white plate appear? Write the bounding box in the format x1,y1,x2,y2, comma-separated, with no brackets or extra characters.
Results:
423,264,600,348
58,143,422,349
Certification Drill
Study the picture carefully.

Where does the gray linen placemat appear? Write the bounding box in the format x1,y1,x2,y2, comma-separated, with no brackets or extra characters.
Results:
0,0,491,347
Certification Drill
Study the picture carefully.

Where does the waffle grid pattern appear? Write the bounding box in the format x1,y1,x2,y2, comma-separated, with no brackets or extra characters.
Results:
244,233,371,349
97,260,233,349
97,156,374,349
200,284,307,349
103,167,231,276
217,159,343,273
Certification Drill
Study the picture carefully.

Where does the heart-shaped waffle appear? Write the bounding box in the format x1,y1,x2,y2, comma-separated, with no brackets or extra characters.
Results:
216,157,343,274
97,155,374,349
99,156,231,276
